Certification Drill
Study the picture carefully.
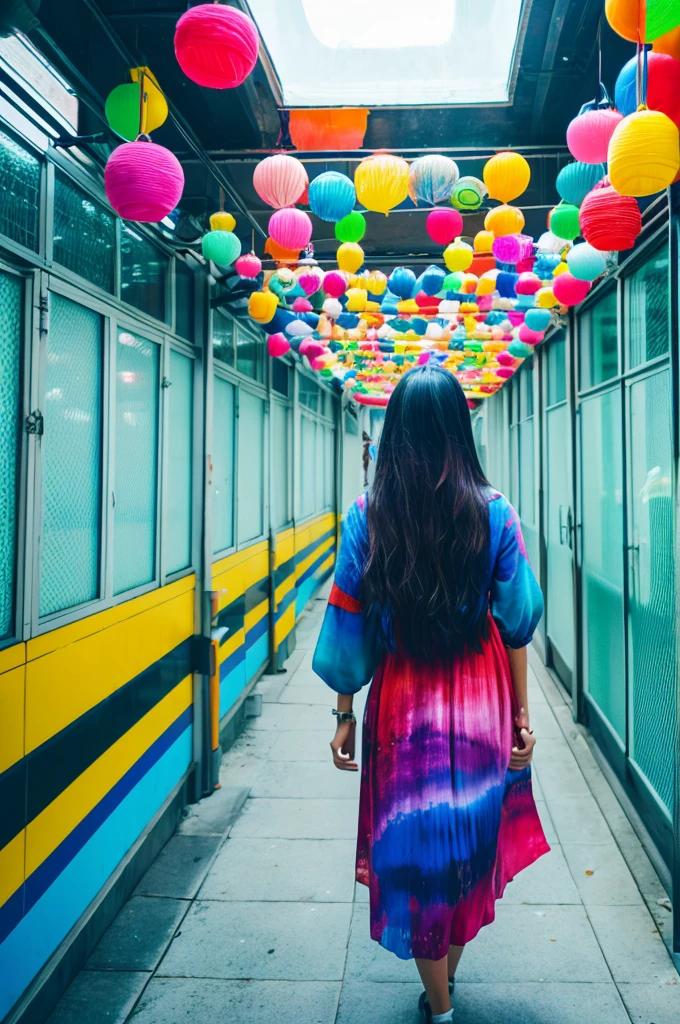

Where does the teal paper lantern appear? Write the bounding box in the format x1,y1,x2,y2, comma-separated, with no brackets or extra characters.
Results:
202,229,242,265
567,242,606,282
556,161,606,207
524,308,551,332
308,171,356,222
508,339,533,358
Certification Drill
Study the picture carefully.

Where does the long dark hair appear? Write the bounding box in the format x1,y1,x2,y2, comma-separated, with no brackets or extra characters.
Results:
362,363,491,662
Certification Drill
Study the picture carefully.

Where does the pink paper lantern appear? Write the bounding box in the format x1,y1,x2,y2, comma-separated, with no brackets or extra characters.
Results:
292,297,312,312
311,355,327,371
268,333,290,357
553,271,592,307
496,366,515,379
299,338,325,360
518,324,544,345
507,310,524,326
104,140,184,222
268,208,313,251
234,252,262,278
497,350,515,366
566,108,623,164
298,270,322,296
254,154,308,209
515,272,542,295
174,4,259,89
477,294,493,311
426,208,463,245
492,233,533,264
323,271,347,298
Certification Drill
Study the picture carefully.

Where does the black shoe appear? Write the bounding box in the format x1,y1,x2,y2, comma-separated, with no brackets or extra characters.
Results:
418,979,455,1020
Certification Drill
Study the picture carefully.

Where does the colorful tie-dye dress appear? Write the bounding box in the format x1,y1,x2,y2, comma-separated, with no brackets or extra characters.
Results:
313,490,549,961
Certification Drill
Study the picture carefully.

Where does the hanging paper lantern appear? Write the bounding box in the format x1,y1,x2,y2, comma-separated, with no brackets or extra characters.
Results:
268,333,290,357
474,230,495,253
248,290,278,324
508,340,533,358
174,4,259,89
515,272,542,295
451,176,487,211
536,287,558,308
202,229,241,265
292,297,312,313
367,270,387,296
354,153,409,215
408,154,459,205
484,205,525,237
615,52,680,127
297,269,323,296
553,272,592,307
426,208,463,245
323,271,347,298
606,0,680,42
608,109,680,197
525,308,552,331
388,267,416,299
553,260,569,277
104,140,184,222
653,25,680,60
268,208,312,251
556,161,606,206
483,151,531,203
210,211,236,231
105,71,168,142
345,288,368,312
567,107,623,163
518,324,544,345
253,154,308,209
491,233,533,264
567,242,606,281
536,231,564,254
444,243,473,272
335,210,366,243
308,171,356,222
323,297,343,317
337,242,364,273
234,252,261,278
549,203,581,241
420,265,446,296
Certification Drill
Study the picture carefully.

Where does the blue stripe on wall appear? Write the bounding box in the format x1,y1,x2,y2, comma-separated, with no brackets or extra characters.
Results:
0,723,192,1020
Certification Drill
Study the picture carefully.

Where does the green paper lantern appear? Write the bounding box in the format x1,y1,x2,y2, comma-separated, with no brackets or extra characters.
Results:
202,230,242,266
550,203,581,242
105,77,169,142
335,211,366,243
443,271,464,291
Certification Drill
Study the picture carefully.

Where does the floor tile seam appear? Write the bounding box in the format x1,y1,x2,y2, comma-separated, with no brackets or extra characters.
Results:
579,904,640,1023
120,896,195,1024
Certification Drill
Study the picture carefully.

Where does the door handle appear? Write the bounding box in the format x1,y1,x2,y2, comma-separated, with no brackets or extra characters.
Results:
559,505,574,549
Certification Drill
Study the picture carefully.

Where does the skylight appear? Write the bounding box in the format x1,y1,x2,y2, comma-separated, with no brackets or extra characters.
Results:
247,0,524,107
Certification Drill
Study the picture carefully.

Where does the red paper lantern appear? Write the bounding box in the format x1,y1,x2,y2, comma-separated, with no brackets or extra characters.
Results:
426,208,463,245
174,4,259,89
104,140,184,222
579,180,642,251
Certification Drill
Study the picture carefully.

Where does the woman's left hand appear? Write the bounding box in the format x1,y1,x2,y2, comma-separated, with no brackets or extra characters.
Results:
330,720,358,771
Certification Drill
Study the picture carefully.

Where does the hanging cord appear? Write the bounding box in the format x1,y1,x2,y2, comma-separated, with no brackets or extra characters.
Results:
138,67,147,135
597,15,602,95
636,0,648,109
219,185,225,212
251,228,255,255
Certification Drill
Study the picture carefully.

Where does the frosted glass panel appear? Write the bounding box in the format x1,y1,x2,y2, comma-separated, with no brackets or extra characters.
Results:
213,376,235,552
165,351,193,574
238,391,264,543
579,287,618,390
40,295,102,615
0,127,40,250
120,226,168,322
0,272,22,639
324,426,334,508
627,243,669,368
53,172,115,292
271,400,290,529
545,402,574,675
114,330,159,594
301,415,316,517
627,370,675,810
580,390,625,739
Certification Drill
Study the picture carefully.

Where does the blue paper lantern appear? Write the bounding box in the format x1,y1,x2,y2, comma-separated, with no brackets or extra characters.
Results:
388,267,417,299
408,154,459,205
308,171,356,222
496,272,519,299
524,308,552,331
566,242,606,282
261,308,294,335
419,264,446,296
556,161,606,207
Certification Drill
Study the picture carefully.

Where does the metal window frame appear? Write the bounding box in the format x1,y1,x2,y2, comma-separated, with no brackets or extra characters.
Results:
270,393,293,531
161,336,198,585
211,363,237,560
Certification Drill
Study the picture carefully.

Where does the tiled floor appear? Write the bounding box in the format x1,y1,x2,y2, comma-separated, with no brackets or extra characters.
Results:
48,588,679,1024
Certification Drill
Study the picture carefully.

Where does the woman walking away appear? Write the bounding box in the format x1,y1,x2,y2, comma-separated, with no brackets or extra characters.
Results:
313,364,549,1023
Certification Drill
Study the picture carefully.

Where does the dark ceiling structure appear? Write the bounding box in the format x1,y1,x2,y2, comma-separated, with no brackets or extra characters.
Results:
29,0,635,265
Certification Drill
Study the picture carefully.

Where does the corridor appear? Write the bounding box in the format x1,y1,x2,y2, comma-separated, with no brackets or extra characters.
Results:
47,588,679,1024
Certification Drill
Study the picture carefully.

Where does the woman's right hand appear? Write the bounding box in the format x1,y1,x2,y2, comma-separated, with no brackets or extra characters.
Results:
331,720,358,771
509,722,536,770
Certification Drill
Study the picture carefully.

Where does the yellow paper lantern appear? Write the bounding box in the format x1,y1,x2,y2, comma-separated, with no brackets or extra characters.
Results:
477,269,499,296
536,287,558,309
346,287,368,312
248,290,278,324
367,269,387,295
483,151,531,203
444,243,473,272
484,204,525,236
210,212,236,231
553,261,569,277
397,299,419,313
474,230,495,253
354,153,410,215
337,242,365,273
130,67,168,133
608,109,680,197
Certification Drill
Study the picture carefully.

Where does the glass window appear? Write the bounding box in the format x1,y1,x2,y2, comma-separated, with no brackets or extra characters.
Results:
271,400,290,529
579,287,618,390
519,357,533,419
165,351,193,574
53,172,115,292
213,308,235,367
0,128,40,251
213,376,235,552
301,414,316,517
323,425,334,508
113,330,159,594
120,226,169,322
315,420,324,512
547,332,567,406
0,272,22,639
175,258,194,341
272,359,289,397
238,390,265,543
40,295,102,616
626,243,669,369
236,325,265,382
299,373,319,412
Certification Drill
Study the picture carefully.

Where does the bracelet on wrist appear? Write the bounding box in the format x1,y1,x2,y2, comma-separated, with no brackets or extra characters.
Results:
332,709,356,723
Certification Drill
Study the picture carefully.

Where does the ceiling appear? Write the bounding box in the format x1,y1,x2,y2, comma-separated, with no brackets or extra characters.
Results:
29,0,635,265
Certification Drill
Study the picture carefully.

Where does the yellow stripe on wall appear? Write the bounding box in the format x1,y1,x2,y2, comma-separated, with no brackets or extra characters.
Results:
316,551,335,580
25,588,194,754
0,643,25,675
274,530,295,568
25,676,193,878
274,603,296,648
217,627,245,668
244,597,269,634
296,534,335,582
295,513,336,555
275,572,295,608
212,540,268,580
0,665,25,775
213,548,269,614
0,831,24,912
